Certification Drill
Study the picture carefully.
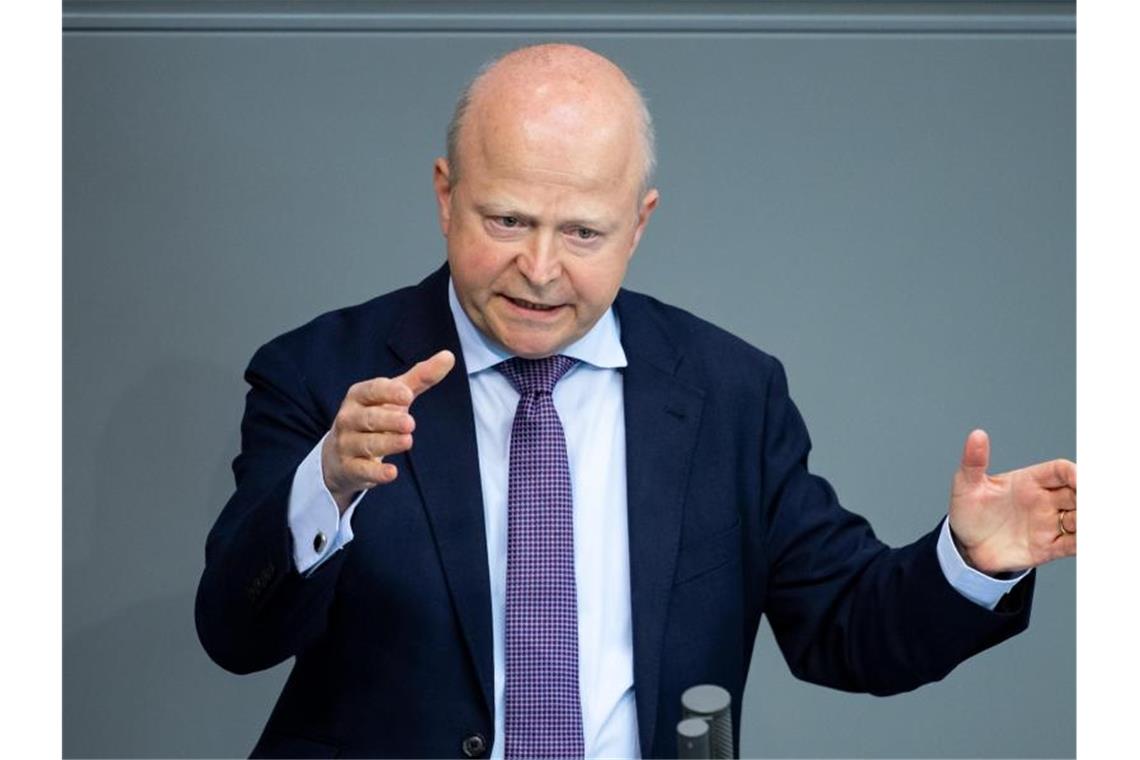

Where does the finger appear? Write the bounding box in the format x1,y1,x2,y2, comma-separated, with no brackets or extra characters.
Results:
1060,509,1076,535
1050,487,1076,512
352,406,415,435
1028,458,1077,490
957,428,990,486
348,431,414,460
1052,532,1076,558
343,458,399,488
351,376,415,407
395,350,456,399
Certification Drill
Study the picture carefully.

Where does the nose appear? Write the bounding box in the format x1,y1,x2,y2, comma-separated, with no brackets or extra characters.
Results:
515,230,562,288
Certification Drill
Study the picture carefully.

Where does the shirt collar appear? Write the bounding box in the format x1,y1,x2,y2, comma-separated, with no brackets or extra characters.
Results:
448,277,627,375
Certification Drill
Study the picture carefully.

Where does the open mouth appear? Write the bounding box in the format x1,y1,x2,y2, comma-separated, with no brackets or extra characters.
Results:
504,295,562,312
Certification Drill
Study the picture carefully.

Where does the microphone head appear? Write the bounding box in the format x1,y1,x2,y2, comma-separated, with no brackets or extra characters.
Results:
681,684,731,716
677,717,711,759
681,684,733,759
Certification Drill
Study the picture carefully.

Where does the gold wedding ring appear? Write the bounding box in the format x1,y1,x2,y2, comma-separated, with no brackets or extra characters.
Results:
1057,510,1074,536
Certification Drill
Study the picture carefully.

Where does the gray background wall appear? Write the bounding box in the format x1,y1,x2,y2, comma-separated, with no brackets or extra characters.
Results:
63,1,1075,757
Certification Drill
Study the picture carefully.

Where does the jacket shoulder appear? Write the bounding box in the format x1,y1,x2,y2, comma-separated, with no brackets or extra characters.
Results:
251,283,419,370
616,288,784,384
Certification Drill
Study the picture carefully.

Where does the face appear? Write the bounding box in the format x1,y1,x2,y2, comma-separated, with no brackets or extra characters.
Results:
433,95,659,359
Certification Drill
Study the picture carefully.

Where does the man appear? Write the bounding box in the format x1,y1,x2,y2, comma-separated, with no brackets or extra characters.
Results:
195,44,1076,758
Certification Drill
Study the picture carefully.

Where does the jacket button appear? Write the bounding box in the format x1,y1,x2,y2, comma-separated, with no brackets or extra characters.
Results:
461,733,487,758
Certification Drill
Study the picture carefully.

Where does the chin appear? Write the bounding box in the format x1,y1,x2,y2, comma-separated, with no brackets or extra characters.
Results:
505,341,562,360
498,331,572,359
489,317,577,359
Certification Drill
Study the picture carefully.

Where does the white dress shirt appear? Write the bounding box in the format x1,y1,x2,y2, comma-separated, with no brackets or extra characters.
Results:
285,277,1027,758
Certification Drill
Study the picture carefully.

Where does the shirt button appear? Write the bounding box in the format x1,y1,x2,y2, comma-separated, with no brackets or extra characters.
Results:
461,733,487,758
313,531,327,553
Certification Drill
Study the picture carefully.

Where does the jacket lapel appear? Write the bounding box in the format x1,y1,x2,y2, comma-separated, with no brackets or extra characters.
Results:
387,264,495,720
615,291,706,755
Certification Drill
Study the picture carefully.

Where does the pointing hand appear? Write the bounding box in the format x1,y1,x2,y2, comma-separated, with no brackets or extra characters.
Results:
321,350,456,512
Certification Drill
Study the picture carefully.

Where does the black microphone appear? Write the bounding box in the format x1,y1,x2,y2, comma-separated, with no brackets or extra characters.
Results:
677,684,733,759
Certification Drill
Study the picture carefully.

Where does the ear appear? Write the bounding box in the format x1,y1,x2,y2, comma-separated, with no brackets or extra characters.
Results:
628,188,660,255
432,158,454,237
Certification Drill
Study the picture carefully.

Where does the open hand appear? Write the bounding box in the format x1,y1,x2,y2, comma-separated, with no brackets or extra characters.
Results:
947,429,1076,575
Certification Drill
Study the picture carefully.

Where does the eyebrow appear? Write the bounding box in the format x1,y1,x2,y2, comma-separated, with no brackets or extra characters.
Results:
474,203,613,232
474,203,535,224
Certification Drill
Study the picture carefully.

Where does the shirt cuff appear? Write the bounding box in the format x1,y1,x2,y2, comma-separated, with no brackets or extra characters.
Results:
936,517,1030,610
287,433,367,575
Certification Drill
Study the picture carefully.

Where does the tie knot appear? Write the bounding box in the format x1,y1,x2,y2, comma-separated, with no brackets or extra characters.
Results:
497,355,578,395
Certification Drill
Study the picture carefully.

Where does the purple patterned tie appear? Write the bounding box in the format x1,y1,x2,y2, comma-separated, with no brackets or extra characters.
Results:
498,355,584,760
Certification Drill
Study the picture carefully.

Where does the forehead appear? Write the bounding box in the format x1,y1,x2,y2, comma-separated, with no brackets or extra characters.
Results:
460,140,640,229
477,125,634,191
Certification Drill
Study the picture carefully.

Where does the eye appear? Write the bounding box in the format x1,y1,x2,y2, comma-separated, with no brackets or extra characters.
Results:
484,215,529,236
569,226,600,241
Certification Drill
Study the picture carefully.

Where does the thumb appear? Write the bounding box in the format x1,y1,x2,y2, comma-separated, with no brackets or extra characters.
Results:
397,350,457,399
958,428,990,486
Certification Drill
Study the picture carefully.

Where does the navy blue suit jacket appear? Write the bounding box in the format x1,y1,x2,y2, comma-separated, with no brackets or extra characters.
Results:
196,264,1033,758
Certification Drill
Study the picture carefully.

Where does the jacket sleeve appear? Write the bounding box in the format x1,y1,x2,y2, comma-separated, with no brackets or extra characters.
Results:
195,338,350,675
758,358,1034,696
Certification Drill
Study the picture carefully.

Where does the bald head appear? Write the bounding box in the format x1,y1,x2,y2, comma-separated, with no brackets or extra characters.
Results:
432,44,662,358
445,44,656,195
